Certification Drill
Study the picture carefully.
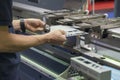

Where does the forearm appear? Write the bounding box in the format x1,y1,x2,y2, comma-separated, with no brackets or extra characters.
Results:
0,24,66,53
0,32,48,53
12,19,45,32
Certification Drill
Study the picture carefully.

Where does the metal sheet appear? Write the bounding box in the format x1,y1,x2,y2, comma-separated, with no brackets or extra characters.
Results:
13,0,87,10
108,28,120,36
50,25,84,37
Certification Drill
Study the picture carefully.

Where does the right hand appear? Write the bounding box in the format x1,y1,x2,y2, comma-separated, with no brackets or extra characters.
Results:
45,30,66,45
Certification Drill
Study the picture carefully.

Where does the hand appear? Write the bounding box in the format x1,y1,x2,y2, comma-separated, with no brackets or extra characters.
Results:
24,18,45,32
45,30,67,45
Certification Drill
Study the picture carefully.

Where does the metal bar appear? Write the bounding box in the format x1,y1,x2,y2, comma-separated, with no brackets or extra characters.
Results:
13,1,51,15
21,55,59,79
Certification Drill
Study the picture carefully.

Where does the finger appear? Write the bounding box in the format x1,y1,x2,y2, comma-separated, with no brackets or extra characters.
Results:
59,30,66,35
27,25,36,32
62,35,67,41
36,27,44,31
40,20,46,27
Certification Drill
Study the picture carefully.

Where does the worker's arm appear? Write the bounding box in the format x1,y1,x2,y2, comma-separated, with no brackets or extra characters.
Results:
12,18,45,32
0,26,66,53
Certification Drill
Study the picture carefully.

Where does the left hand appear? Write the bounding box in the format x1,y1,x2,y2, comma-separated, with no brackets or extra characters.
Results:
24,18,45,32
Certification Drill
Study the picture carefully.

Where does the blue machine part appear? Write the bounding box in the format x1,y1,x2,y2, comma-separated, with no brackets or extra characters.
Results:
103,66,120,80
107,11,114,18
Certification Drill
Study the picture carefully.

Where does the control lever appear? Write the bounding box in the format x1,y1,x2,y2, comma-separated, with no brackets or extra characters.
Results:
43,24,50,33
43,16,50,33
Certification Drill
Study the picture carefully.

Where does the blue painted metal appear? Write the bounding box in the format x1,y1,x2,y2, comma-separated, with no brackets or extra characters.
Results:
103,66,120,80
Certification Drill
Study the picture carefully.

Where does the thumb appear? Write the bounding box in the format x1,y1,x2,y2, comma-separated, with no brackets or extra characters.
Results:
59,30,66,35
36,27,44,31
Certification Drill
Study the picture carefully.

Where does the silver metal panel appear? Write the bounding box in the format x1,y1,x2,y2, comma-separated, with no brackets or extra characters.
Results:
71,56,111,80
13,2,50,15
63,0,87,10
13,0,87,10
50,25,84,37
13,0,65,10
108,28,120,36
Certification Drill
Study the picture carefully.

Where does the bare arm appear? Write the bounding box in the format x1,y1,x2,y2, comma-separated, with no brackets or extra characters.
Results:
0,26,66,53
12,19,45,31
0,26,48,53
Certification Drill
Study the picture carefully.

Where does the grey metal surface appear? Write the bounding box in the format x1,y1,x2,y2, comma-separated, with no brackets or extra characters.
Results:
63,0,87,10
108,27,120,36
13,0,65,10
90,37,120,61
13,0,87,10
71,56,111,80
19,48,68,75
13,2,50,15
20,62,54,80
114,0,120,17
12,1,120,80
50,25,84,37
96,45,120,62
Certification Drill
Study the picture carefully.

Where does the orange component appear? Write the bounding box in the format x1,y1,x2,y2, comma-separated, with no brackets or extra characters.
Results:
88,0,114,11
